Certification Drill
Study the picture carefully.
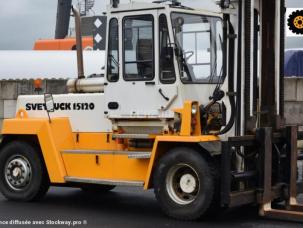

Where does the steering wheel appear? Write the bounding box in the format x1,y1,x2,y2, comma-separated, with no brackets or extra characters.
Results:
183,51,194,61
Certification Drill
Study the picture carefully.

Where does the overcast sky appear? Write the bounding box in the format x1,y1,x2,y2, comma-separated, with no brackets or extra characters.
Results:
0,0,106,50
0,0,302,50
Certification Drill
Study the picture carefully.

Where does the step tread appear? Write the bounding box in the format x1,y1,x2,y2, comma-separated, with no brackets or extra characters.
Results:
65,176,144,187
61,149,152,159
112,134,154,139
128,152,151,159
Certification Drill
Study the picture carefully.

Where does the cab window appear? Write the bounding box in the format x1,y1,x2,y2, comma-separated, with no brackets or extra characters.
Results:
172,13,224,84
159,14,176,84
107,18,119,82
123,15,154,81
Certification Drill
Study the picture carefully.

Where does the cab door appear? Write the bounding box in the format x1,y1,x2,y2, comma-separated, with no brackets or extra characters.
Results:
104,12,179,120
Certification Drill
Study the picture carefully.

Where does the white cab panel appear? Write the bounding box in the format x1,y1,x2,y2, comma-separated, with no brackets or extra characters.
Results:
105,83,181,119
17,93,112,133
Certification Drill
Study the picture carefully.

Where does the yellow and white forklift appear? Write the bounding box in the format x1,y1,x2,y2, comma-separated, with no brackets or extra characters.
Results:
1,0,303,221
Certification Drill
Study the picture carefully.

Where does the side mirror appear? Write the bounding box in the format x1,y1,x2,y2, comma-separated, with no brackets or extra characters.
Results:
173,17,184,28
44,94,54,113
220,0,230,9
173,17,184,33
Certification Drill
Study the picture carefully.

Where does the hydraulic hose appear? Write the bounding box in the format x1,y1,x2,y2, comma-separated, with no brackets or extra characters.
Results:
217,15,236,135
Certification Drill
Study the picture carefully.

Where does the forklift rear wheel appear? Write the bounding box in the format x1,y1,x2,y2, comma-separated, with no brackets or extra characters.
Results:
81,184,115,193
153,147,216,220
0,141,50,202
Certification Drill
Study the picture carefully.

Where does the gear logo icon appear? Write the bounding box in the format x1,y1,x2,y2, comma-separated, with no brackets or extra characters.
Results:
288,10,303,35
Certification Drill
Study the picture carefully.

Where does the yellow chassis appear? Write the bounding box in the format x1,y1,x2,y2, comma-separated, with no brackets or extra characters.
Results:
1,102,219,190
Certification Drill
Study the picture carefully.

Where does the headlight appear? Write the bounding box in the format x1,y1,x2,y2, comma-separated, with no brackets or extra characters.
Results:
191,105,198,115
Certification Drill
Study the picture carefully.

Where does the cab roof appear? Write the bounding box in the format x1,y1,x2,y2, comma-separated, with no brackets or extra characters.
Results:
108,1,192,14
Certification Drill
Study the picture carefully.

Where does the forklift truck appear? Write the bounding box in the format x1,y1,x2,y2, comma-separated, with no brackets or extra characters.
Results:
0,0,303,221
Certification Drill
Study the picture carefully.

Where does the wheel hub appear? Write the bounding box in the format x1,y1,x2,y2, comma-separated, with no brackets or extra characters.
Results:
12,167,22,178
166,164,200,205
5,156,32,191
180,174,196,194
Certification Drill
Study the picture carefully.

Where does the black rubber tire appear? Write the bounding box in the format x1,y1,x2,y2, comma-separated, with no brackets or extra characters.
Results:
0,141,50,202
153,147,216,221
81,184,115,193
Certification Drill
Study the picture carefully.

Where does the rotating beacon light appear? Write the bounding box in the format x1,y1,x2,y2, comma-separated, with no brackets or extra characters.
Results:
111,0,120,8
34,79,43,94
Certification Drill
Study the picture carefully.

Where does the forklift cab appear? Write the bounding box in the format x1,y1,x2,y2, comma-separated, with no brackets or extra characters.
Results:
104,2,226,130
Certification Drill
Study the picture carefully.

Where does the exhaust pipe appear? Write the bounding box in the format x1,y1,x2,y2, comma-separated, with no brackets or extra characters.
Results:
55,0,72,39
72,6,85,79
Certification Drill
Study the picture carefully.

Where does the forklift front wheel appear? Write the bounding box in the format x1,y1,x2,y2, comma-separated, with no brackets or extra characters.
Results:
153,147,216,220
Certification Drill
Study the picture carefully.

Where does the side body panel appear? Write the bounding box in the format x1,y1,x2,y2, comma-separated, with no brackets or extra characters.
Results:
1,118,74,183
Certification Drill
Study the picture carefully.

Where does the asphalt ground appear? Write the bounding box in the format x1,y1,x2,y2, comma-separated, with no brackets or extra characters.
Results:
0,187,303,228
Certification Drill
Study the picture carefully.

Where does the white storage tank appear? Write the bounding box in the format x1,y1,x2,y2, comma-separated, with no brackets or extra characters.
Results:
0,50,105,79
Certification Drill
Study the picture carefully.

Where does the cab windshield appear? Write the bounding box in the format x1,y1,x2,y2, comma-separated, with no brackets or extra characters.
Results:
171,13,224,84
